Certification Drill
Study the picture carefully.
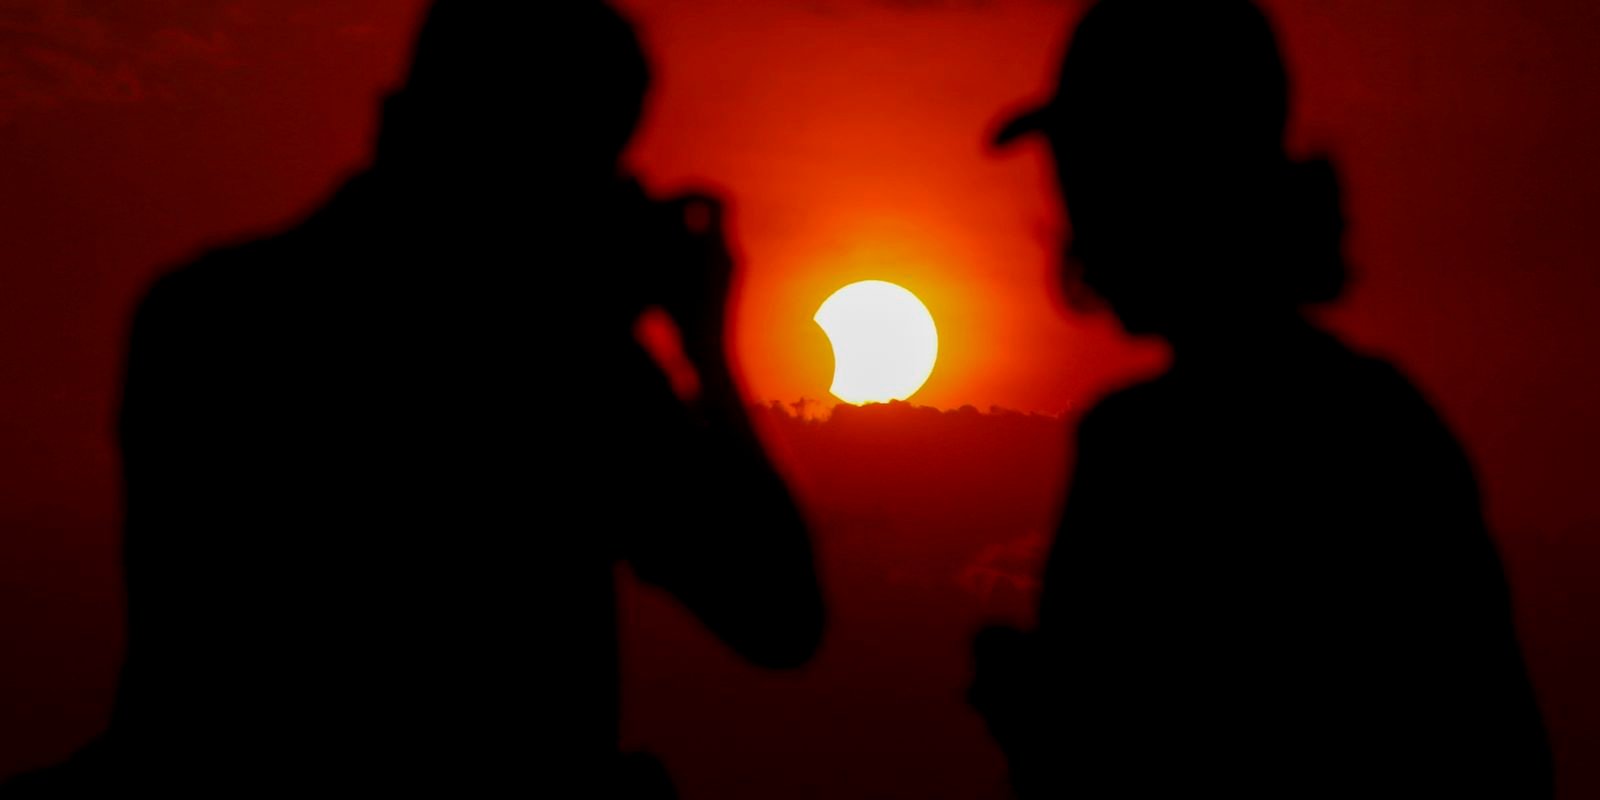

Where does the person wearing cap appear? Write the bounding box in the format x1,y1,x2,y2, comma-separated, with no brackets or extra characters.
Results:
4,2,821,796
971,1,1551,797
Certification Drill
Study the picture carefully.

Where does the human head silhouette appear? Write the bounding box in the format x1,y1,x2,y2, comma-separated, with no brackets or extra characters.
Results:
997,0,1344,342
377,2,651,190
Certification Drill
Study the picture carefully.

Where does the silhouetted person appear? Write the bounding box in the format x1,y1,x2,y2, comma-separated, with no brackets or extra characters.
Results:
4,2,820,796
970,1,1551,797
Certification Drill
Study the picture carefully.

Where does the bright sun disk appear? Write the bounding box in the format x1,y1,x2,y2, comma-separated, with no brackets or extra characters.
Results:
813,280,939,405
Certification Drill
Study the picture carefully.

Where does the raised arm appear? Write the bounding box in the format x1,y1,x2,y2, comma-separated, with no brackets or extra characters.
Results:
110,272,241,747
969,402,1126,799
622,194,823,670
1383,399,1553,796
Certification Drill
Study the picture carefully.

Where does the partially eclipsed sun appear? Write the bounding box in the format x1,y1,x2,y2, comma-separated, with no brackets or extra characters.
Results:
814,280,939,405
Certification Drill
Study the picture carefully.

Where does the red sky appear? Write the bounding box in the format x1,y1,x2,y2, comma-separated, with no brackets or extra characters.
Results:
621,0,1163,415
1,1,1599,796
617,0,1600,530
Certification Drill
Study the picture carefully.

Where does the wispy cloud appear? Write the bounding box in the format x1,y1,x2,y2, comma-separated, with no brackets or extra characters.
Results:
0,1,240,121
0,0,388,124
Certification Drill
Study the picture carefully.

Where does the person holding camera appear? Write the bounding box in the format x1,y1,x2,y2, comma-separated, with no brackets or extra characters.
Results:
5,3,821,797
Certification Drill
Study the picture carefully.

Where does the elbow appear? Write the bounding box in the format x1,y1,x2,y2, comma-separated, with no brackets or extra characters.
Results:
740,595,825,670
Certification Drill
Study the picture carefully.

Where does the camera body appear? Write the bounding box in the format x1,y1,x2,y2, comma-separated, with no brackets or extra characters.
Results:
614,185,732,357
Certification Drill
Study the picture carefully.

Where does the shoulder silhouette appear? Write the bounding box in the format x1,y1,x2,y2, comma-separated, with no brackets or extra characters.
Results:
5,2,821,796
973,1,1551,797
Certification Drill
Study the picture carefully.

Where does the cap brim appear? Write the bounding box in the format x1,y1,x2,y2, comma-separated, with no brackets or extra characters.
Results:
992,105,1051,148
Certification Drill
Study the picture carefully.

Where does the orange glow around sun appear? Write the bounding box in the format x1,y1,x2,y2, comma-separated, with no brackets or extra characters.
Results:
617,0,1165,413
